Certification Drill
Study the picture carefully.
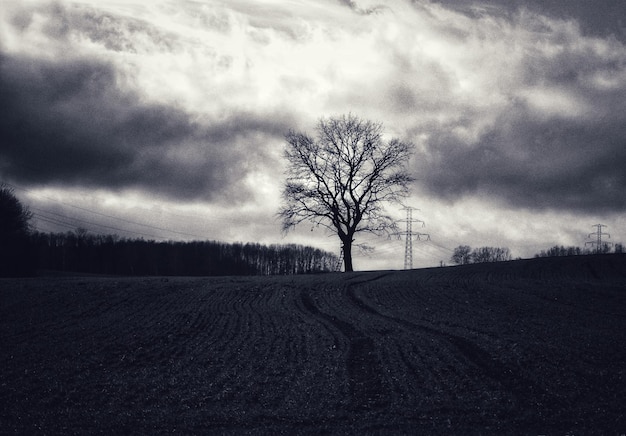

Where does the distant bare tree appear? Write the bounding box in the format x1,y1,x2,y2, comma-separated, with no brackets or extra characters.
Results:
451,245,472,265
279,114,414,272
471,246,512,263
492,247,512,262
452,245,511,264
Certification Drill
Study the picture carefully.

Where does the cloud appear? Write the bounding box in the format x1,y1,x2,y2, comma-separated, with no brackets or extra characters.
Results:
2,0,626,236
329,2,626,215
418,108,626,213
432,0,626,42
336,0,388,15
0,53,294,202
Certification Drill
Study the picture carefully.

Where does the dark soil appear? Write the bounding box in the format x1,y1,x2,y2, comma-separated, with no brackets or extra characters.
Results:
1,255,625,434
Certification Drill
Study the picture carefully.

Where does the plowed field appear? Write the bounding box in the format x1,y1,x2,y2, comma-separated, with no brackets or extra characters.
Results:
2,255,625,434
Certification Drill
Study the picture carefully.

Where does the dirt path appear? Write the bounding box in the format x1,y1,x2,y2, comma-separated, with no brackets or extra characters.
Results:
1,255,625,434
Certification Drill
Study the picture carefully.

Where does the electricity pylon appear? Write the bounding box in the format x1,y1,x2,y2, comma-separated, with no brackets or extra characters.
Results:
335,244,344,272
394,206,429,270
585,224,612,253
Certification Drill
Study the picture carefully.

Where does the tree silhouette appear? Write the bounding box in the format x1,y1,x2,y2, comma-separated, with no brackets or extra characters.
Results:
451,245,472,265
451,245,512,265
0,183,34,276
30,234,338,276
279,114,414,272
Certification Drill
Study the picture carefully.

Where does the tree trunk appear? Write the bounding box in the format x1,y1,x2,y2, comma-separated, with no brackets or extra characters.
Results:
343,239,354,272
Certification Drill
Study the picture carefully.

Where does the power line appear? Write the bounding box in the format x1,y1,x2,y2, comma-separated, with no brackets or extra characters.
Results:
422,240,455,263
425,239,454,253
7,182,208,240
359,234,441,264
31,208,163,239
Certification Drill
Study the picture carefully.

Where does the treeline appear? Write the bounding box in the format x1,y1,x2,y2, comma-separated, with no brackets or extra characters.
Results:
26,231,339,276
1,185,342,277
535,243,623,258
451,245,512,265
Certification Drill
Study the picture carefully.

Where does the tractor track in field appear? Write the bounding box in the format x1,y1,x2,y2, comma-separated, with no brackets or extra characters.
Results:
343,282,549,412
300,290,388,411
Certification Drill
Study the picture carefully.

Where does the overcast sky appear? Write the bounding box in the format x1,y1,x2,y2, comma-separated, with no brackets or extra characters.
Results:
1,0,625,270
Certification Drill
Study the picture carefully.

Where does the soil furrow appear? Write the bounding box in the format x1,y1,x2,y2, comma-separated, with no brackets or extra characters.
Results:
300,290,389,410
344,285,550,414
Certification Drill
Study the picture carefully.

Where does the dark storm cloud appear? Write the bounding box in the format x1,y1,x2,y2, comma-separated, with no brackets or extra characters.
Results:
0,54,291,202
433,0,626,42
417,105,626,214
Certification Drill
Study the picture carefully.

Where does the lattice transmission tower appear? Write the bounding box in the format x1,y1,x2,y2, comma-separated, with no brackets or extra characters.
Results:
335,244,344,272
585,224,612,253
394,206,429,270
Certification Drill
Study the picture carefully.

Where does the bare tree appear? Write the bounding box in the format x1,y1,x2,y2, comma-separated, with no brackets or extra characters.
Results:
451,245,472,265
279,114,414,272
